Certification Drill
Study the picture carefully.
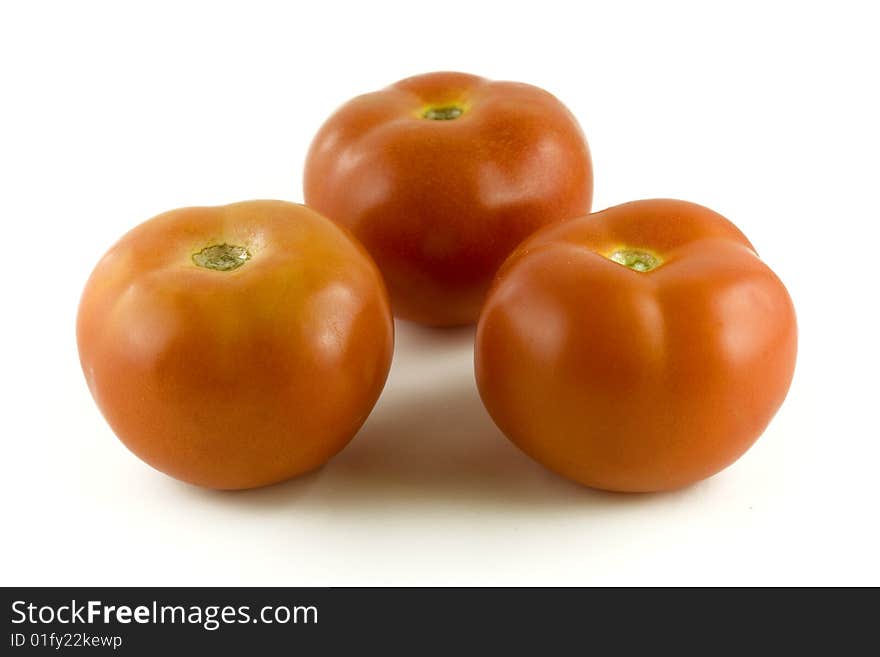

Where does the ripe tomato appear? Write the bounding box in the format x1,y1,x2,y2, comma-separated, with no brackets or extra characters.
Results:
474,199,797,492
304,71,593,327
77,200,393,489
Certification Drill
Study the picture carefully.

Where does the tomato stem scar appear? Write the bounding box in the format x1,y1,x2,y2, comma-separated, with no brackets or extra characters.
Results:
192,244,251,271
608,249,662,272
423,105,463,120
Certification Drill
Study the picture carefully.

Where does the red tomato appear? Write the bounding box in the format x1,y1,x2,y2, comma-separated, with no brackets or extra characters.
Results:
474,199,797,492
77,201,393,489
304,71,593,326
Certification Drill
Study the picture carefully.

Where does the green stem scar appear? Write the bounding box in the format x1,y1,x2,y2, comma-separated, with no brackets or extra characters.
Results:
608,249,662,272
192,244,251,271
423,105,463,120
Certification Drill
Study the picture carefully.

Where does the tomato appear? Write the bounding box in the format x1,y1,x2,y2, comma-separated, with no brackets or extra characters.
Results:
304,71,593,327
474,199,797,493
77,200,393,490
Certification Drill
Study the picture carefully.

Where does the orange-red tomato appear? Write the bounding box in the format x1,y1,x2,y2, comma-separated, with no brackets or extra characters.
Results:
77,201,393,490
304,71,593,327
475,199,797,493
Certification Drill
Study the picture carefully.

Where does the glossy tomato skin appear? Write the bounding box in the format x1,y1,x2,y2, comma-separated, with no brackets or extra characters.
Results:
304,71,593,327
475,199,797,493
77,201,393,490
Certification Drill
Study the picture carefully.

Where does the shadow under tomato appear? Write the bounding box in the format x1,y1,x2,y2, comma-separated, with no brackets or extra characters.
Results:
179,321,705,512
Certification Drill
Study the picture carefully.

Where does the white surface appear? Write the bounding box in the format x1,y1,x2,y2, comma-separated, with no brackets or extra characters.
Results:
1,1,878,586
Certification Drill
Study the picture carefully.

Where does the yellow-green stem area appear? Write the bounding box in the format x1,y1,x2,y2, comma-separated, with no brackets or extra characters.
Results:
423,105,463,120
608,249,662,272
192,244,251,271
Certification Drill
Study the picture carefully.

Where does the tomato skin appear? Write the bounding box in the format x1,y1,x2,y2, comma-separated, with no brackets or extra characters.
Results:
304,71,593,327
474,199,797,493
77,201,393,490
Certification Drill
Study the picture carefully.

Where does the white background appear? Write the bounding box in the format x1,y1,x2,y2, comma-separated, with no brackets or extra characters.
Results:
1,1,878,586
